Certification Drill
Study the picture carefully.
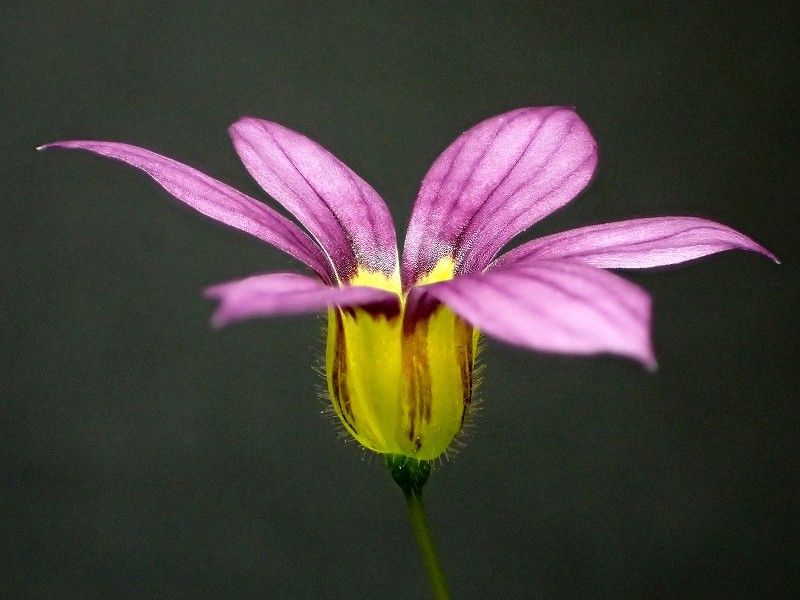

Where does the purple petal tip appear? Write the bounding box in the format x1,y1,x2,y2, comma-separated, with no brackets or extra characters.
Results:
752,244,780,265
642,352,658,373
202,286,222,301
747,238,780,264
37,141,70,151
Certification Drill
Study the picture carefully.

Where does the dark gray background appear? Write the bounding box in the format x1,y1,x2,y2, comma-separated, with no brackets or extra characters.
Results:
3,2,798,598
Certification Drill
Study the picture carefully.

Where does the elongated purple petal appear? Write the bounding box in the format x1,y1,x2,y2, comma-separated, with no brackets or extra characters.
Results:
39,140,332,280
229,117,398,281
494,217,779,269
408,259,655,368
402,107,598,288
205,272,400,328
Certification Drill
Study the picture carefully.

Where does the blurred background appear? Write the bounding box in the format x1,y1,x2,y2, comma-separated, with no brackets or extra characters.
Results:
2,2,798,598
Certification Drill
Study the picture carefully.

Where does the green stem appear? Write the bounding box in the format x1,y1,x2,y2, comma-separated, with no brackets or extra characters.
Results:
386,455,450,600
404,489,450,600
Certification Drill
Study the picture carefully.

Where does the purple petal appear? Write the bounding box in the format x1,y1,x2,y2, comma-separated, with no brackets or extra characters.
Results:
402,107,598,288
408,259,655,368
229,117,398,281
39,140,332,281
494,216,779,269
205,272,400,328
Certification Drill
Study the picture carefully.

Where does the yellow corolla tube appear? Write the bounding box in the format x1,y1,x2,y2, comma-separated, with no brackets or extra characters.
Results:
327,262,478,460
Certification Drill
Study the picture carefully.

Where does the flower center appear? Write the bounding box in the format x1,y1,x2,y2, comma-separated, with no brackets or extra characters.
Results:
325,297,478,460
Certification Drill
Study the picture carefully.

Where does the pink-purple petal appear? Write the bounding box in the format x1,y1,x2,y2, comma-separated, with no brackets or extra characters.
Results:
493,216,779,269
402,107,598,288
205,272,400,328
408,259,655,369
39,140,332,280
229,117,398,281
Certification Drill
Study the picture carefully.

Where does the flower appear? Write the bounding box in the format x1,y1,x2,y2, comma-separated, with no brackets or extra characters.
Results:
40,107,777,460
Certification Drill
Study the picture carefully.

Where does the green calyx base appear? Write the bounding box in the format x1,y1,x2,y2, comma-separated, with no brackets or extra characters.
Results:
386,454,432,496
